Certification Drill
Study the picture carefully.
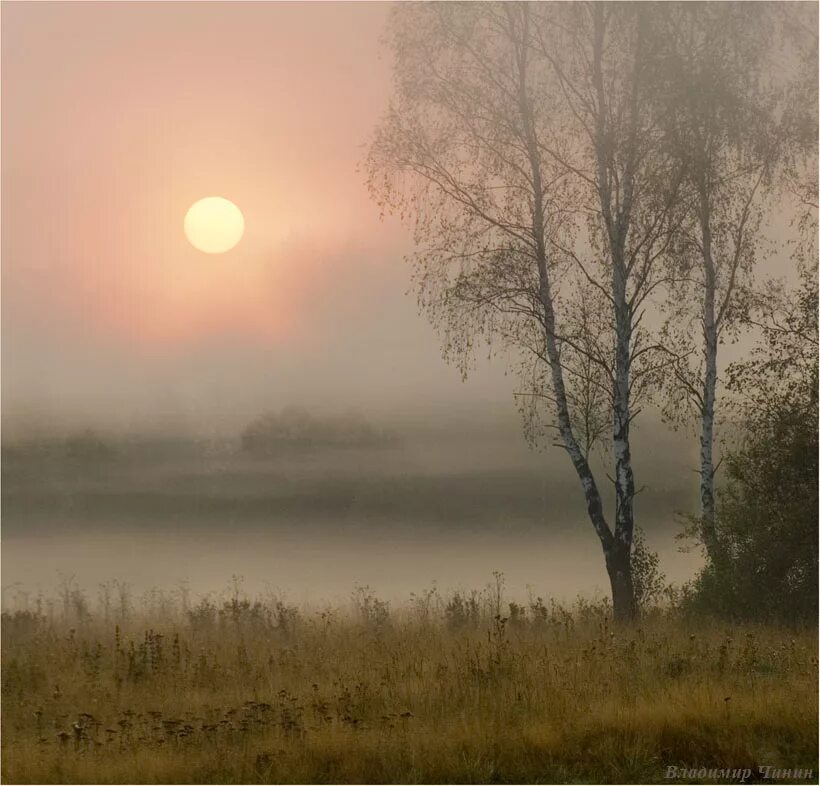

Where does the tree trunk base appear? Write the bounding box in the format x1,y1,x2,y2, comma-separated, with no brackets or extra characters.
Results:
607,545,637,623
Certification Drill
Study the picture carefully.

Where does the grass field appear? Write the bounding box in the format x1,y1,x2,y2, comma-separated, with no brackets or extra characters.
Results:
2,580,817,784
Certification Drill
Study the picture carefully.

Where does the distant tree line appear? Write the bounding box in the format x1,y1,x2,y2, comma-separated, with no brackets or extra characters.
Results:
241,406,398,457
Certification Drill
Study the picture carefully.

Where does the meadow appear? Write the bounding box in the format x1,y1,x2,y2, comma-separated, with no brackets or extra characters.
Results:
2,579,817,784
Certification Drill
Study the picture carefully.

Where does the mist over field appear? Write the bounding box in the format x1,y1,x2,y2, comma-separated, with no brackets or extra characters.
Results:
2,412,701,605
0,0,797,612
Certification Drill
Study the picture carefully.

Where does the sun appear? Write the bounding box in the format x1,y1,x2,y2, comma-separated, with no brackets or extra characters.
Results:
184,197,245,254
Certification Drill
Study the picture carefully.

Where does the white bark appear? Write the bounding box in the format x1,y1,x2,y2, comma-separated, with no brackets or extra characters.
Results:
699,206,720,560
512,6,615,558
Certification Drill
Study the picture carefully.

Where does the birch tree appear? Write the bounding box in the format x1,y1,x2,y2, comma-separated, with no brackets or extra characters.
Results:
367,2,682,621
655,4,814,566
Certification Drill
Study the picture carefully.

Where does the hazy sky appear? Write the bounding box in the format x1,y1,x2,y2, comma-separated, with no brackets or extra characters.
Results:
1,2,806,438
2,1,517,434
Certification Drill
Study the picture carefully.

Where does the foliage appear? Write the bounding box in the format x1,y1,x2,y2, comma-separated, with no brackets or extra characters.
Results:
688,401,818,622
64,430,115,464
654,2,784,423
241,407,396,456
444,589,481,631
367,1,701,621
367,2,814,623
351,584,391,629
630,528,667,612
686,268,818,622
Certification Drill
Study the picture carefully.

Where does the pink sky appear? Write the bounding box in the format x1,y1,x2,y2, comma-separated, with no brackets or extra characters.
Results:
2,2,517,430
1,2,804,435
4,2,392,342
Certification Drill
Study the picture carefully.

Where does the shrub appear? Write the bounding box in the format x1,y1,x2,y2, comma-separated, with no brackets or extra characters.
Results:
684,397,818,623
64,429,115,463
351,584,390,628
685,266,818,623
631,527,666,612
444,590,481,630
241,406,397,456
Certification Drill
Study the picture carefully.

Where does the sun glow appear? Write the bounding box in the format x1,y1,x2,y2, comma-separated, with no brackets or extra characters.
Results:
184,197,245,254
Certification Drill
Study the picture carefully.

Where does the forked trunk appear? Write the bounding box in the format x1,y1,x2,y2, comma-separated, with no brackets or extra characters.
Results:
515,5,637,621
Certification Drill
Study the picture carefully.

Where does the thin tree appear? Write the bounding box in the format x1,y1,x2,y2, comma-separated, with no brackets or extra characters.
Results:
655,4,812,565
367,3,682,621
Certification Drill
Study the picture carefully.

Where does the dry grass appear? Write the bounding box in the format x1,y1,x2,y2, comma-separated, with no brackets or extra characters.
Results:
2,580,817,784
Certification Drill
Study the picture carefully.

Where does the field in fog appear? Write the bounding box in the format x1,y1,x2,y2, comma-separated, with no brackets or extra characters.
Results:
14,426,813,785
1,427,815,785
3,585,816,784
2,424,700,605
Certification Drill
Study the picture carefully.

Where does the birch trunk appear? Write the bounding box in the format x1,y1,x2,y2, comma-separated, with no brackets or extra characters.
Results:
698,195,722,564
512,9,619,608
589,3,638,622
611,259,637,622
606,538,634,622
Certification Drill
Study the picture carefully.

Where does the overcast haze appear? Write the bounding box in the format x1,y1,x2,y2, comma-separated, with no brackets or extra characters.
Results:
2,1,803,438
4,1,808,603
2,1,522,437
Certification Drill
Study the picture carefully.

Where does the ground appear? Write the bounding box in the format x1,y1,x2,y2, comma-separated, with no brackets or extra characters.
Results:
2,590,816,784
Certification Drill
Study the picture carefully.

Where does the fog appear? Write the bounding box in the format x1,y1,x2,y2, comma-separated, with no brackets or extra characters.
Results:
1,1,801,436
7,1,802,607
2,414,702,608
2,527,701,610
2,1,450,434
